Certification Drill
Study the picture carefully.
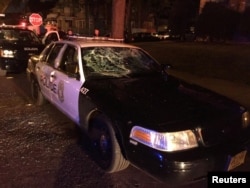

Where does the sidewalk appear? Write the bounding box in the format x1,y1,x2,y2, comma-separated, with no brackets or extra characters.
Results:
168,69,250,109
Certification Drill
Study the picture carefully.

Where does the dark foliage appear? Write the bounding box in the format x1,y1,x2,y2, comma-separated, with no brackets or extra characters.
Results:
167,0,199,39
27,0,59,14
195,2,241,41
237,7,250,41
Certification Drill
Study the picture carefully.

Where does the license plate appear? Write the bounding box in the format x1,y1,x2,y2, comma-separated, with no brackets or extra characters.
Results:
227,150,247,171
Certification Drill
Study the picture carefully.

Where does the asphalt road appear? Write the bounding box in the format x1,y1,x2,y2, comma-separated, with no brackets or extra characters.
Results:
1,71,250,188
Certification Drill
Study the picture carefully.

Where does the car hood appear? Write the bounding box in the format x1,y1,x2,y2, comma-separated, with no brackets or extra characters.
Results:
83,74,245,132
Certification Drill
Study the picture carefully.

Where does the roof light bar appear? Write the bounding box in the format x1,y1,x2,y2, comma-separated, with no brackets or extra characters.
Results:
68,36,124,42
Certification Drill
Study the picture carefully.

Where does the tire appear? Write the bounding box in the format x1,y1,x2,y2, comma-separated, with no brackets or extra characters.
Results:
30,79,46,106
88,115,129,173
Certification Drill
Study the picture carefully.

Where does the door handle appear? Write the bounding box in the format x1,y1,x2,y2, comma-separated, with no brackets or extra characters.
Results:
50,72,56,82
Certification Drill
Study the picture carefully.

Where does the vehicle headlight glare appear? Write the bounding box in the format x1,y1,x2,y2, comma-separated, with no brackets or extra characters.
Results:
130,126,198,152
0,49,15,58
242,111,250,128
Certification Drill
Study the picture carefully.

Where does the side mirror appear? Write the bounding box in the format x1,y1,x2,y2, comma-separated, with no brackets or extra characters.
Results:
161,64,172,81
164,64,172,71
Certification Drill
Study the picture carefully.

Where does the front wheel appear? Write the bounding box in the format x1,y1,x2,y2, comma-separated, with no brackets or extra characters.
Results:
30,79,46,106
88,115,129,173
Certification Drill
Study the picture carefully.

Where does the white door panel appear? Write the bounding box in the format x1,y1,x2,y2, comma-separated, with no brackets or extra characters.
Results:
50,70,82,124
35,62,54,102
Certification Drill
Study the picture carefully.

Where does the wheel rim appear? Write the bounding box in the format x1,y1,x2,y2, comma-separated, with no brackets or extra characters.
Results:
87,116,130,172
90,121,113,169
99,134,109,154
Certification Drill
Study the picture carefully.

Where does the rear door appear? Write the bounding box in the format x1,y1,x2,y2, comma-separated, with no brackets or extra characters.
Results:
36,43,65,102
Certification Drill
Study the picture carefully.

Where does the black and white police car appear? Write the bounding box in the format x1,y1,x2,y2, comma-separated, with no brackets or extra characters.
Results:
26,37,250,185
0,24,44,75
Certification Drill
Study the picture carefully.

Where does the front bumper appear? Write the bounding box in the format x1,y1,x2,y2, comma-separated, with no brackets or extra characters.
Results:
0,57,26,73
127,140,250,185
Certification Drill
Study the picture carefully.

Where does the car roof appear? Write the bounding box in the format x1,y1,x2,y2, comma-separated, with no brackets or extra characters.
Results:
0,25,30,31
56,37,141,49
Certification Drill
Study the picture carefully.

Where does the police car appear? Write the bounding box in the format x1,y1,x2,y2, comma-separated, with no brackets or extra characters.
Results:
41,30,67,45
0,25,44,75
27,37,250,185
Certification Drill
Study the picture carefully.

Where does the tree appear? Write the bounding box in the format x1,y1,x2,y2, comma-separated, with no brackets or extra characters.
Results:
168,0,199,38
196,2,240,41
111,0,126,39
27,0,58,15
238,7,250,40
0,0,12,12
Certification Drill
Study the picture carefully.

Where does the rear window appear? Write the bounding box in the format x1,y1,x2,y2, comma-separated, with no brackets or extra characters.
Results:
0,29,41,44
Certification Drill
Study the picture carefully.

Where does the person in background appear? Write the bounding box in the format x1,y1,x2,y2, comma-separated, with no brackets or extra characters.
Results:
94,29,99,37
67,28,73,36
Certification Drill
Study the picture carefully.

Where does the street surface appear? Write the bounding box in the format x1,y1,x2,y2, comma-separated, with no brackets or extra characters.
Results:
0,69,249,188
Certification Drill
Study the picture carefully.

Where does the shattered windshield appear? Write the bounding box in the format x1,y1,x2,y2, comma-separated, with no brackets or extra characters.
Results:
81,47,160,78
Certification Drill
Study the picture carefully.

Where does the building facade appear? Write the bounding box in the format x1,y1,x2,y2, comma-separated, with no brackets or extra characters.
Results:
45,0,112,36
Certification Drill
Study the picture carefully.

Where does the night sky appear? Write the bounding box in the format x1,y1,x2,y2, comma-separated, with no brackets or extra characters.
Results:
4,0,59,14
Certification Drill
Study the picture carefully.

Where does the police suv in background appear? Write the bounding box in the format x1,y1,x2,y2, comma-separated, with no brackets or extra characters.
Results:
0,25,44,75
41,30,67,45
26,37,250,185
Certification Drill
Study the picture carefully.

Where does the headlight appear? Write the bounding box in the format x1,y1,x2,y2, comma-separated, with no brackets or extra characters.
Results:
242,111,250,128
130,126,198,152
0,49,15,58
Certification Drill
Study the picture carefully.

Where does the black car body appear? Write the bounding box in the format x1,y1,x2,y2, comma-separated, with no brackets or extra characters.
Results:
0,25,44,73
82,70,250,184
27,39,250,185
